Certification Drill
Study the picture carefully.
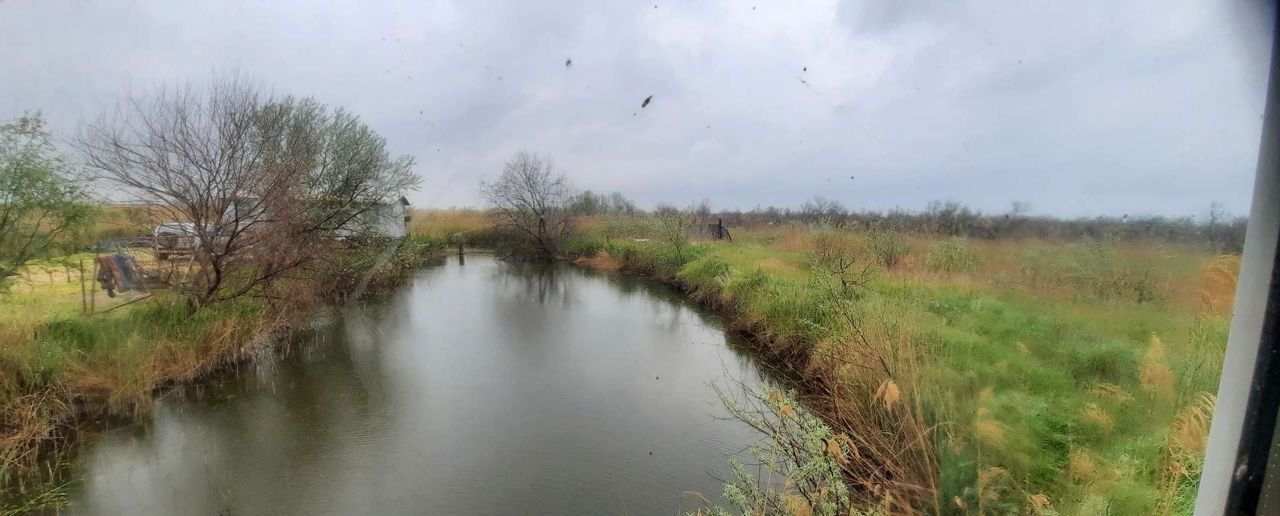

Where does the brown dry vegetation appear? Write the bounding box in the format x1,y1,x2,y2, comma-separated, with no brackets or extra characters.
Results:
407,208,490,238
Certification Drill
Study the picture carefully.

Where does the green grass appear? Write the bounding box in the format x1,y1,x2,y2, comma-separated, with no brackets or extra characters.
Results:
570,221,1229,514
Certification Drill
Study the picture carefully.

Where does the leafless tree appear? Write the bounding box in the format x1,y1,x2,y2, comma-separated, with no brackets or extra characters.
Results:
800,196,847,225
1206,201,1228,252
480,151,573,258
77,74,418,311
809,228,876,297
653,202,697,261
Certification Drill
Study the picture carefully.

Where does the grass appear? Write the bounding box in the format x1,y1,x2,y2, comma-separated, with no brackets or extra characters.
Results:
566,218,1233,515
1,232,444,511
408,208,489,239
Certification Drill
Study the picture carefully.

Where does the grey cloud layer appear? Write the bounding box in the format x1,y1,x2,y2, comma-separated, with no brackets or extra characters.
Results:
0,0,1271,216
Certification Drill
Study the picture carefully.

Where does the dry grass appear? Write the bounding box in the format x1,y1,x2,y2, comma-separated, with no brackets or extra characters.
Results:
573,251,622,273
1140,334,1177,400
408,208,489,237
1067,449,1100,483
802,301,939,513
736,223,815,253
1198,255,1241,317
1157,392,1216,514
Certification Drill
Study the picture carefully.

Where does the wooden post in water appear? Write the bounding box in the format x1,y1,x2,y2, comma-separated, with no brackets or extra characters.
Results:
80,259,87,314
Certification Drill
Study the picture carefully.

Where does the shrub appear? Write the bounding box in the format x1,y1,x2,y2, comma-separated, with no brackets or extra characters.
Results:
1060,237,1166,303
869,229,910,269
926,237,978,274
600,214,642,244
560,234,603,257
706,388,851,516
808,228,876,297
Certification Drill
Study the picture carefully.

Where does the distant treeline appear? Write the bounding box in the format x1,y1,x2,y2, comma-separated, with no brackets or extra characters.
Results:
567,192,1248,253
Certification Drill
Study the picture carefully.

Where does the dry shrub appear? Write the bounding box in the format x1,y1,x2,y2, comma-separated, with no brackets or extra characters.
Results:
1197,254,1241,317
1025,492,1053,515
805,301,938,513
1139,334,1176,400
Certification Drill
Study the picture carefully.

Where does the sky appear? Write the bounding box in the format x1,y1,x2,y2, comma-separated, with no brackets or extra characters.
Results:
0,0,1273,217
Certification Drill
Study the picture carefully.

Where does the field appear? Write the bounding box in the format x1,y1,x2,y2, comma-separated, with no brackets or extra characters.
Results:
551,216,1234,515
407,208,490,239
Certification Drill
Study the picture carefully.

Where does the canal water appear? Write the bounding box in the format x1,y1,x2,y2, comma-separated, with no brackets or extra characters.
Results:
61,254,777,515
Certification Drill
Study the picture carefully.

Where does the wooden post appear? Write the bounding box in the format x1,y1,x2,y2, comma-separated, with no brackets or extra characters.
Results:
79,259,87,314
89,255,97,314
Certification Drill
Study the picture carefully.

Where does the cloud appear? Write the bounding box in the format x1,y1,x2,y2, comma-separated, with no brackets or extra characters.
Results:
0,0,1270,217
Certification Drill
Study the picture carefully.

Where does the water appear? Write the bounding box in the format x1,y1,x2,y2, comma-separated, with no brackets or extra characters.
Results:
61,254,777,515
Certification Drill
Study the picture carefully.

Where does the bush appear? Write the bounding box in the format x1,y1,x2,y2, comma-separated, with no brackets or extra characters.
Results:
1022,236,1168,303
869,229,910,269
926,237,978,274
560,234,603,257
807,228,876,297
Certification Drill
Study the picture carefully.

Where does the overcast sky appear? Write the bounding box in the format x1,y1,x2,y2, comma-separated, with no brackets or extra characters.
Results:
1,0,1273,217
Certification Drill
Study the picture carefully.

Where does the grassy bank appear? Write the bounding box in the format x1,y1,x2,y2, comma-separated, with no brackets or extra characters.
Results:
0,235,443,511
558,219,1231,515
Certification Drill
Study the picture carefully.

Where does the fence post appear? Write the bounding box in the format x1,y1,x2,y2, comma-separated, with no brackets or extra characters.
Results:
89,254,97,314
80,259,87,314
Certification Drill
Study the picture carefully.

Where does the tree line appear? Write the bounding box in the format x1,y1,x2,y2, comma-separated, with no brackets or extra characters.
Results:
483,155,1248,259
720,197,1248,252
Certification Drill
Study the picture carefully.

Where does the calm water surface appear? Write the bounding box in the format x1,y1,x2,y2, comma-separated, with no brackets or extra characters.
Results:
62,254,776,515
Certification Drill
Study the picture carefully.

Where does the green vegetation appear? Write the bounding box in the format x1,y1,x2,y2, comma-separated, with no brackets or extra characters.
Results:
0,114,93,290
925,237,979,274
1,234,442,512
2,84,433,510
560,215,1231,515
706,389,853,516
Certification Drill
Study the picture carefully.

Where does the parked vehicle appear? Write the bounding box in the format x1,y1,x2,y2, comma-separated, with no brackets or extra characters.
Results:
153,222,200,260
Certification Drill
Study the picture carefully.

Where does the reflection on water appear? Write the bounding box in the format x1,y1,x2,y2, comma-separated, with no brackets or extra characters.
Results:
63,254,775,515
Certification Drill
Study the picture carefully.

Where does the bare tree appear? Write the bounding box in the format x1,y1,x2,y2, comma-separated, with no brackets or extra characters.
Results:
1206,201,1228,252
653,202,697,261
78,74,418,311
480,151,573,258
809,227,876,297
800,196,847,225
